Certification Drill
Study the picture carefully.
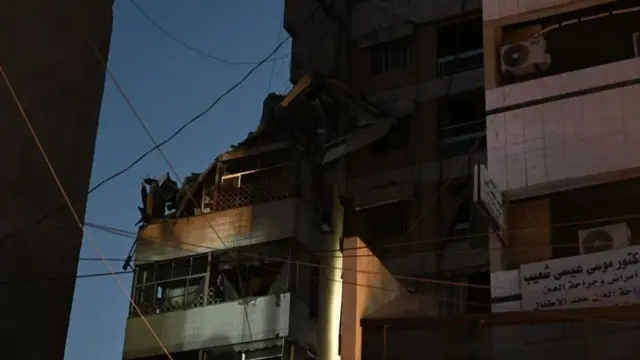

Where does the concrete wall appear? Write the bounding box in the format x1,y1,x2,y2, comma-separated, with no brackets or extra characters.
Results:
486,58,640,196
341,237,412,360
0,1,113,359
123,293,308,359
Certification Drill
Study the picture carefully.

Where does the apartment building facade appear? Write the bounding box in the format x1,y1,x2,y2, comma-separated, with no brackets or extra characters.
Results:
0,1,113,359
482,0,640,358
286,0,492,315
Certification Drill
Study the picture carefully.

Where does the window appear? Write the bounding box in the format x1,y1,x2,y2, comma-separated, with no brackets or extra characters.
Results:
368,201,409,241
371,115,410,153
133,254,209,316
437,16,483,75
370,37,410,74
131,252,286,317
439,91,486,157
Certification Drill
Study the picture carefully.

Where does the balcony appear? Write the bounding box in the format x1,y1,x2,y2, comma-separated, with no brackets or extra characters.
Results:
123,292,314,359
135,198,301,262
486,57,640,196
482,0,612,21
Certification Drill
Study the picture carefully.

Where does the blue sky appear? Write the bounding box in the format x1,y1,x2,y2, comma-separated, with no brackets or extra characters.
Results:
65,1,290,358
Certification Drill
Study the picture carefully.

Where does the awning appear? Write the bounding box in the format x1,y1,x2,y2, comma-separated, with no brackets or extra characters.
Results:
321,118,395,164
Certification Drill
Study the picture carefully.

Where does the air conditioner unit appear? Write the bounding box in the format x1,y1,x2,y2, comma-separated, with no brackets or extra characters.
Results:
500,36,551,77
578,223,631,255
633,32,640,57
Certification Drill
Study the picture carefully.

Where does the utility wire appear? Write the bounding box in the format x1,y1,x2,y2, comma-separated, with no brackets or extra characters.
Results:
82,207,640,260
4,253,640,332
74,3,324,349
0,57,174,360
0,5,317,246
128,0,291,66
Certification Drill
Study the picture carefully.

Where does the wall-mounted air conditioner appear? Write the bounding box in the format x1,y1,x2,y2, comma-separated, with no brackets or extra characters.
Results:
578,223,631,255
500,36,551,77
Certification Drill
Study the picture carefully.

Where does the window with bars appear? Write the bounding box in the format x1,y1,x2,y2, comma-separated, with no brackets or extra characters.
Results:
368,201,409,241
370,37,410,74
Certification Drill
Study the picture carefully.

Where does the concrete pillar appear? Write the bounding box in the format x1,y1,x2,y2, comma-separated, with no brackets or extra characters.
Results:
317,172,344,360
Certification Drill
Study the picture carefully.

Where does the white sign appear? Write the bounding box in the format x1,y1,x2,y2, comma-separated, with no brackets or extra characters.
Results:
520,246,640,311
473,164,505,229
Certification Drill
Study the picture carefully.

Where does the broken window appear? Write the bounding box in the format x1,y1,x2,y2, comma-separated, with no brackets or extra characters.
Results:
368,200,409,242
131,251,288,317
437,16,483,75
209,253,286,304
132,254,209,316
371,115,410,153
439,90,486,158
370,37,410,74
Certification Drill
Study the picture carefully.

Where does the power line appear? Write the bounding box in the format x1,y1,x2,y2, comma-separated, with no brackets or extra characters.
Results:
128,0,291,66
4,255,640,332
0,5,318,246
0,53,174,359
77,3,324,349
83,208,640,260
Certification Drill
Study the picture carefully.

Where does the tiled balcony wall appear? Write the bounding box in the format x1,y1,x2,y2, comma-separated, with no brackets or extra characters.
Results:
486,58,640,192
123,292,312,359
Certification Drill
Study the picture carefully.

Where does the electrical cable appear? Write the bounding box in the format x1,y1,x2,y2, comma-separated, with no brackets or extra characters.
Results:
3,253,640,333
128,0,291,66
0,59,174,360
82,219,640,295
71,4,324,349
82,208,640,261
0,4,319,246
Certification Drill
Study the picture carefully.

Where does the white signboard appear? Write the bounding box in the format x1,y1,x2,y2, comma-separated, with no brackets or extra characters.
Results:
473,164,505,229
521,246,640,311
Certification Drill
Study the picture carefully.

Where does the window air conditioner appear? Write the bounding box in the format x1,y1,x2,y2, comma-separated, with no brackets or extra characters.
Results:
578,223,631,255
500,36,551,77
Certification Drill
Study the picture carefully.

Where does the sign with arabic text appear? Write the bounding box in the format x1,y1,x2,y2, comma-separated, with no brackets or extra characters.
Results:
520,246,640,311
473,164,505,229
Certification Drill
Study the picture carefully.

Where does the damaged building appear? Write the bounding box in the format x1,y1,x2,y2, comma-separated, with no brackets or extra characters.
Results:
121,74,406,360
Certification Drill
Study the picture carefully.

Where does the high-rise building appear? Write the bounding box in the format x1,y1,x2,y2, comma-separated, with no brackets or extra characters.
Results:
0,1,113,359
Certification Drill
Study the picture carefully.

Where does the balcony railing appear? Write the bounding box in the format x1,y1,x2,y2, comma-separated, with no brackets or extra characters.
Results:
213,164,297,212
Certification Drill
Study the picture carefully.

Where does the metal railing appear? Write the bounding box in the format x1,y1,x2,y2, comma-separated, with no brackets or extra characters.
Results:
214,164,298,212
